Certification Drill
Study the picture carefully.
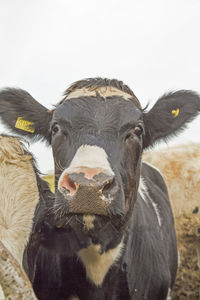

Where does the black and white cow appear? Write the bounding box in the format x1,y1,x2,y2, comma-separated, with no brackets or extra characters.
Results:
0,78,200,300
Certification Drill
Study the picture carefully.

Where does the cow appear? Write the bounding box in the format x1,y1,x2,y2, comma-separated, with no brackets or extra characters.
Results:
0,135,39,266
0,135,49,299
0,78,200,300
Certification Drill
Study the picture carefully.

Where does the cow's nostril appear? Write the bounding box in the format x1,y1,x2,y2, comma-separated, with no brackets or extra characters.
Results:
60,174,78,196
68,179,76,193
102,178,115,195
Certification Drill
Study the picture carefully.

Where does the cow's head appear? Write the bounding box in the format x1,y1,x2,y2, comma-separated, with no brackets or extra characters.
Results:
0,78,200,250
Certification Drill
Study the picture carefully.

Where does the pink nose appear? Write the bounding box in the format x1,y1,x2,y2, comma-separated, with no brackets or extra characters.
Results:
59,167,114,196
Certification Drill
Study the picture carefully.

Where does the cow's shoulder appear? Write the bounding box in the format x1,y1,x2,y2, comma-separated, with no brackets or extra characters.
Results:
141,161,168,195
140,161,173,218
122,162,176,299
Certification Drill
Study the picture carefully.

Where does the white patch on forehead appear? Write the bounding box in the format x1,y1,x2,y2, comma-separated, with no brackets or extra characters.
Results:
65,86,132,101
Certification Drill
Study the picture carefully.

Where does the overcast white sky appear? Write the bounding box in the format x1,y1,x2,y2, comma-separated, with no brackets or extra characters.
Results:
1,0,200,173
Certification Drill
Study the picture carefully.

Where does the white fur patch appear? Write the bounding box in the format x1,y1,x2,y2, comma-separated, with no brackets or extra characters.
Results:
138,176,162,226
78,242,123,286
83,215,95,230
140,163,163,226
58,145,114,191
0,137,39,266
167,288,171,300
151,199,162,227
65,86,132,101
138,176,148,204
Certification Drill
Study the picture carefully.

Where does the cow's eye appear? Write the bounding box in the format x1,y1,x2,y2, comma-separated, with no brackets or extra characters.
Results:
125,125,144,142
51,123,60,135
134,125,144,137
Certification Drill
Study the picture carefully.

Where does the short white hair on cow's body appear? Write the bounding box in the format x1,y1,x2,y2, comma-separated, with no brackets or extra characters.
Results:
0,135,38,299
0,135,39,266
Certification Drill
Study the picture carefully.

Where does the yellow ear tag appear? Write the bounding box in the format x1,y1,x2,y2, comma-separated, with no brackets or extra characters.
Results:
171,108,179,118
15,117,35,133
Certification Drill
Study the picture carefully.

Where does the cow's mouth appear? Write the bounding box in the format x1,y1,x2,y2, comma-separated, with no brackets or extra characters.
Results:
54,213,111,232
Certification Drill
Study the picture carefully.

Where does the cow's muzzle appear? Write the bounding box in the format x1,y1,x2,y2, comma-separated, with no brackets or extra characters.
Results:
58,167,119,215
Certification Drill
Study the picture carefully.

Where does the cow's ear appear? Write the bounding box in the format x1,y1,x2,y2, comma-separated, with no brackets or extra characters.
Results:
143,90,200,149
0,88,53,143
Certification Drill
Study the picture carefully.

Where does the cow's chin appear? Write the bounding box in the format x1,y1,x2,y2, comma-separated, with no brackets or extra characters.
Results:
41,190,126,255
41,207,124,256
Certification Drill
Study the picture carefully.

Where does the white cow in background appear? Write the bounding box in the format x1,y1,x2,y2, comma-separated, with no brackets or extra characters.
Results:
0,135,39,299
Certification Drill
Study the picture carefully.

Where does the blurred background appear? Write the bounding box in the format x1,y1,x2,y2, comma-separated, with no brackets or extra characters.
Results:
1,0,200,174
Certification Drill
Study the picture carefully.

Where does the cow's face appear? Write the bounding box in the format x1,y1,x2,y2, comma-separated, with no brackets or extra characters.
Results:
50,89,143,233
1,78,200,249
